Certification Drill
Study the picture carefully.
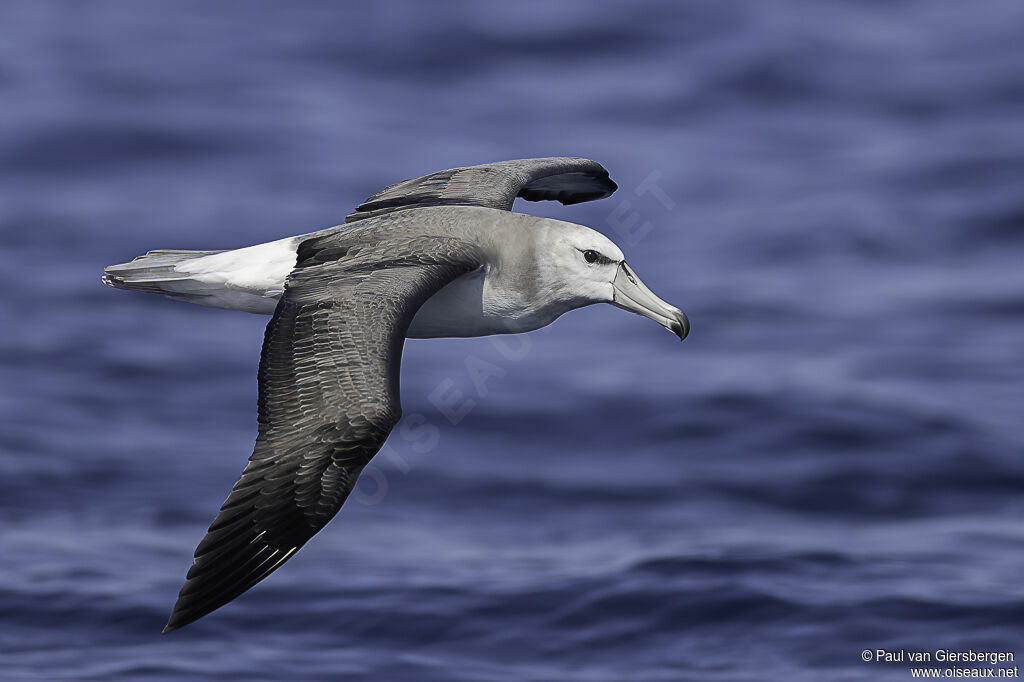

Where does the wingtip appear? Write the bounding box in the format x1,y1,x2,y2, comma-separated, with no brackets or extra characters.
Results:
161,604,194,634
161,613,182,634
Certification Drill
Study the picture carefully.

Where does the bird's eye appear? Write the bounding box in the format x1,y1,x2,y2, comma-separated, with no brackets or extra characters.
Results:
583,249,600,264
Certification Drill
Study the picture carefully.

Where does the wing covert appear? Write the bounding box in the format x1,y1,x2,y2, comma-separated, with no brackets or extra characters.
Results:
345,157,617,223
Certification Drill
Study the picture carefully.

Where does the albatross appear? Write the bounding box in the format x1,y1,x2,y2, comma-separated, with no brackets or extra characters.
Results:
102,157,689,632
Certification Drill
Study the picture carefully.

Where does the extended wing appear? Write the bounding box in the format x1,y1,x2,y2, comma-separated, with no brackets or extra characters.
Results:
163,232,483,632
345,157,617,223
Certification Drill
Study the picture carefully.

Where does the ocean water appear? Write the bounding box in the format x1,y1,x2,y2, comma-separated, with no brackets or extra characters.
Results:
2,1,1024,680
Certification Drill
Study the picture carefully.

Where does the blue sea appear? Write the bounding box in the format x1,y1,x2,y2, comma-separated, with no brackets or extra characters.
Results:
2,1,1023,680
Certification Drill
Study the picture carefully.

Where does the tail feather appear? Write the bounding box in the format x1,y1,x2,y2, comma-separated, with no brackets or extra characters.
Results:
102,249,226,295
103,239,295,314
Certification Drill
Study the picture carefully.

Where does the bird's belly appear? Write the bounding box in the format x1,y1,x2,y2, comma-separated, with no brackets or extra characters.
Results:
407,269,547,338
407,270,494,338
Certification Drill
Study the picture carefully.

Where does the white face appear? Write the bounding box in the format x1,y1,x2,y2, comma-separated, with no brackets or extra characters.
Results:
527,218,689,340
535,221,625,308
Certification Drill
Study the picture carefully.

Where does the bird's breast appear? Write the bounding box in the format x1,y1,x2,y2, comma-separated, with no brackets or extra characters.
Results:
406,268,559,338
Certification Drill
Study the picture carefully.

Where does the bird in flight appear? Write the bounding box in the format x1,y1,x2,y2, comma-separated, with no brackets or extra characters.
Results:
103,157,689,632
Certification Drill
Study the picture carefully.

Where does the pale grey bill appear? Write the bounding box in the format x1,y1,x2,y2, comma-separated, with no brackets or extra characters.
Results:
611,262,689,341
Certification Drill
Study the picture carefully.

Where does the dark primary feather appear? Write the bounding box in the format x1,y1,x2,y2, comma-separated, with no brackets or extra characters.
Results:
344,157,617,223
163,232,484,632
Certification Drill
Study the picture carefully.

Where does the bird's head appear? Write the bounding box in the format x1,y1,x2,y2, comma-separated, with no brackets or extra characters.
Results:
526,220,689,340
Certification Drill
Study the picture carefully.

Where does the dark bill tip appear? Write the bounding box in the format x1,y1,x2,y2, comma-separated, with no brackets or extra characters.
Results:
670,309,690,341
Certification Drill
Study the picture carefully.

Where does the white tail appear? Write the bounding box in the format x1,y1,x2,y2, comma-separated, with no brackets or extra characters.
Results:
103,237,301,314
